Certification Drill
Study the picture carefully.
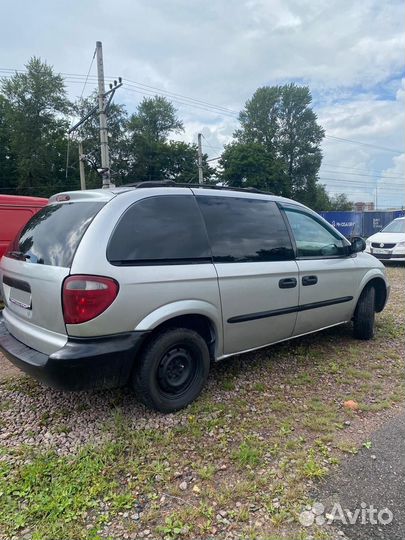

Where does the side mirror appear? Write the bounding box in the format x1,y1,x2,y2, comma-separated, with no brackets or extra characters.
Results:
350,236,366,253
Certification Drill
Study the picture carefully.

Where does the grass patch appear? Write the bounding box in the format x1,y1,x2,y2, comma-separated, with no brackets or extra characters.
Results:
0,444,123,539
300,451,328,479
232,439,263,468
0,266,403,539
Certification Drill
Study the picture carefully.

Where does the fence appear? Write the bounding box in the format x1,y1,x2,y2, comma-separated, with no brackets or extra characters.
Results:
320,210,405,238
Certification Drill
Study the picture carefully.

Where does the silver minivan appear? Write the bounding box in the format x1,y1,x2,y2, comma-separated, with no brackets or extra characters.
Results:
0,183,390,412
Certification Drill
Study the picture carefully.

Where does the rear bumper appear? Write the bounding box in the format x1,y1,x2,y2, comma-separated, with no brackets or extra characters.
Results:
0,314,149,390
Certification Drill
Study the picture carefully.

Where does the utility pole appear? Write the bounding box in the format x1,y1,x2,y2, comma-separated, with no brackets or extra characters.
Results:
67,43,122,189
197,133,204,184
78,141,86,190
96,41,110,188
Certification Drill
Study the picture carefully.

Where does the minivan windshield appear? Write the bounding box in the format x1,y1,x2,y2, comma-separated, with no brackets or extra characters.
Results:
7,201,105,267
381,219,405,234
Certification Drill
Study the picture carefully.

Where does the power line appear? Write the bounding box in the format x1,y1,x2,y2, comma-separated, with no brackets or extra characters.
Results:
125,78,238,116
78,48,97,101
123,85,237,117
0,68,239,117
65,48,97,182
319,178,404,190
2,66,404,155
321,169,405,180
322,161,404,178
201,134,225,151
65,73,239,116
1,67,404,185
324,135,403,154
319,173,405,188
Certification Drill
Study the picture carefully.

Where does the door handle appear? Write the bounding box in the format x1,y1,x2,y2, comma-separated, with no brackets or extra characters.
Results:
279,277,297,289
302,275,318,286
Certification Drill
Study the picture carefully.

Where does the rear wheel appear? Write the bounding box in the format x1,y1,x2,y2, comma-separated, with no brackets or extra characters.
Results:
132,328,210,413
353,286,375,340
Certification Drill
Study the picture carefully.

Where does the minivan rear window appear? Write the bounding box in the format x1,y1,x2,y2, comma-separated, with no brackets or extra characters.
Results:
7,202,105,267
107,195,211,265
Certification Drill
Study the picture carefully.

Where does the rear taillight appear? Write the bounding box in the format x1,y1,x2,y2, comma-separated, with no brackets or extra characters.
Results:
62,275,119,324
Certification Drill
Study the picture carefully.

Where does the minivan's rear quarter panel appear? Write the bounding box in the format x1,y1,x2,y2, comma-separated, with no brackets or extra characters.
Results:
68,189,223,350
0,256,69,354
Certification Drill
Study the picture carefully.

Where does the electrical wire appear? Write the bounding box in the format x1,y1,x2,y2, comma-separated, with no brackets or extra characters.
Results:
322,162,404,178
78,48,97,101
201,134,225,151
2,66,404,155
1,66,404,199
318,175,403,187
123,85,238,117
320,169,404,181
65,49,97,181
324,135,403,154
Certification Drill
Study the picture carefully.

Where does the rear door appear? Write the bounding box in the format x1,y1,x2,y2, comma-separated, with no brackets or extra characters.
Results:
197,194,299,356
0,198,106,354
283,205,357,336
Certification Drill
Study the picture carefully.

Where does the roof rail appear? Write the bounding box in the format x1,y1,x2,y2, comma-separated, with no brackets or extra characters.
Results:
121,181,273,195
123,180,177,188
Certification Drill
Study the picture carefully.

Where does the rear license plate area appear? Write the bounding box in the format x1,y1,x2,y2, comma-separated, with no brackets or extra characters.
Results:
9,287,32,310
3,275,32,310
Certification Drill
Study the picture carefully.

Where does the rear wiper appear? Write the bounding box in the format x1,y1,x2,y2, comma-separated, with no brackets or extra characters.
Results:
7,251,31,261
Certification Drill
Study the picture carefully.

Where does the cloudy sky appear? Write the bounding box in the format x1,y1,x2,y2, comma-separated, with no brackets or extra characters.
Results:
1,0,404,208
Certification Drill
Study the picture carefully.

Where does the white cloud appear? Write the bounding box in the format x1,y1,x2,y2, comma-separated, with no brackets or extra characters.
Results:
318,77,404,207
378,154,405,209
0,0,403,206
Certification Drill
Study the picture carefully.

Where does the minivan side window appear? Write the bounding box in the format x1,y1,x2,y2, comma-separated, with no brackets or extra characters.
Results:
197,196,294,262
284,208,347,258
107,195,211,265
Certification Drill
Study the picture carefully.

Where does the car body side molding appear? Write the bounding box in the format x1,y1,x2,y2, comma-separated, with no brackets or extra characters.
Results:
227,295,354,324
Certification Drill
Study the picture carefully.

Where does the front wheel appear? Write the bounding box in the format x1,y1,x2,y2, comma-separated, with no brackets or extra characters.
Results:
132,328,210,413
353,286,375,340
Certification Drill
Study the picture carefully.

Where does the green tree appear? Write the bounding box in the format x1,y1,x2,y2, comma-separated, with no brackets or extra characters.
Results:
328,193,353,211
312,183,332,211
277,84,324,203
1,57,72,197
226,84,326,205
126,96,212,183
0,95,18,194
128,95,183,143
126,96,183,182
310,186,353,211
163,141,214,184
236,86,280,148
69,93,129,188
220,142,287,193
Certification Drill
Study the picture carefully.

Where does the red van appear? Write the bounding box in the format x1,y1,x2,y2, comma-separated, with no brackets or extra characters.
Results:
0,194,48,259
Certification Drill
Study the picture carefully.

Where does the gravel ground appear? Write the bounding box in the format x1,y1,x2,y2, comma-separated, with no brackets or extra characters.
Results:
1,266,403,460
0,379,197,459
0,353,19,380
0,264,403,539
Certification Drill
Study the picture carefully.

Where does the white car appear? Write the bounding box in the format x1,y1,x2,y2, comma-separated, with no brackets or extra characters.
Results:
366,217,405,262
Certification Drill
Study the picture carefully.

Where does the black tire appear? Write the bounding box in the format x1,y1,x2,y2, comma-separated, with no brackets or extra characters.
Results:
353,286,375,340
132,327,210,413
